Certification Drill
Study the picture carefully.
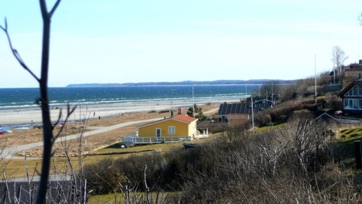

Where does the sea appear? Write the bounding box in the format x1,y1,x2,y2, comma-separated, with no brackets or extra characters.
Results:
0,85,259,110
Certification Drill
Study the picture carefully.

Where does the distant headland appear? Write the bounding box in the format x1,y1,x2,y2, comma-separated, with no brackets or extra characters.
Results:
66,80,296,87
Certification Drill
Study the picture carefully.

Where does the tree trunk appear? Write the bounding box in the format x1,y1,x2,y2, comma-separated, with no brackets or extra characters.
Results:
36,14,53,204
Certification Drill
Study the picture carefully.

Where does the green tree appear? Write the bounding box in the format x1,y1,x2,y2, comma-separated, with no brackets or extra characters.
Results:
187,104,207,121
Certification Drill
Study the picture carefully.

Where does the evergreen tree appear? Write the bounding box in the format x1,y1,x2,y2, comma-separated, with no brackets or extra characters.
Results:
187,104,207,121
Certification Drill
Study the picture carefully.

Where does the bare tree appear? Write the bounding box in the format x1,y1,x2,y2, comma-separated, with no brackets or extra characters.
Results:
331,46,348,84
0,1,76,203
259,81,281,102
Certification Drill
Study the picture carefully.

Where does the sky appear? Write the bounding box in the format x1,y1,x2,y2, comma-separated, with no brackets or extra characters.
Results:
0,0,362,88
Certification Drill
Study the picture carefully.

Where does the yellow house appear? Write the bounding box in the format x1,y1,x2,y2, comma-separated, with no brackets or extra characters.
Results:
137,115,198,142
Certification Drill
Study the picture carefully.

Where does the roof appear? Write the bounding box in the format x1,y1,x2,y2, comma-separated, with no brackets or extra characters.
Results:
173,115,198,123
218,102,248,115
137,115,197,128
218,100,273,115
339,79,362,97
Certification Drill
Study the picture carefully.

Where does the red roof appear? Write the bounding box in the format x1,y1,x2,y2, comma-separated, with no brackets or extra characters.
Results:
173,115,197,123
137,115,197,128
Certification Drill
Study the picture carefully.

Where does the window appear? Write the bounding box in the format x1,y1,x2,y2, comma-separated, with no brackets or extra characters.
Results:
359,86,362,96
156,128,161,139
347,86,358,96
344,99,358,110
168,126,176,135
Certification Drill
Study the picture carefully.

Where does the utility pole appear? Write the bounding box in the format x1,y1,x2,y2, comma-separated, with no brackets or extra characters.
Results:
333,62,336,84
192,86,195,117
251,96,255,131
271,82,274,104
315,55,318,105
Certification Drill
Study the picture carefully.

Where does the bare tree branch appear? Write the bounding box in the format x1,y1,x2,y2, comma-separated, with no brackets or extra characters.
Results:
0,18,7,30
53,104,77,144
39,0,62,18
0,19,40,82
52,109,63,128
49,0,62,17
331,45,348,83
1,0,65,203
39,0,48,19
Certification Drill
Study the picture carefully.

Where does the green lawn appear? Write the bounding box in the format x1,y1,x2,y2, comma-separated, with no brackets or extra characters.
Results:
87,193,124,204
331,126,362,170
339,127,362,140
95,142,184,154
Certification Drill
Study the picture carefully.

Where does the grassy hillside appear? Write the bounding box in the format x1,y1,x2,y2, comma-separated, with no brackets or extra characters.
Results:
85,111,362,203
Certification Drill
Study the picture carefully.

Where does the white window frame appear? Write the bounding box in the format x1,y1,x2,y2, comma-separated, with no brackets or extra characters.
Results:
168,126,176,135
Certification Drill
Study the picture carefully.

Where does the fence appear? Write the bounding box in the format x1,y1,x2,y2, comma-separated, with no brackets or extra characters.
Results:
124,135,193,144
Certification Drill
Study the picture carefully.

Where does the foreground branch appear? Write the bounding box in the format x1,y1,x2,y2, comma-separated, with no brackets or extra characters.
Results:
0,19,40,82
36,1,62,203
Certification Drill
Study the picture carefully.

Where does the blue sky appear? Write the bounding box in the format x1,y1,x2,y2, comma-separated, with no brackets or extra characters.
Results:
0,0,362,88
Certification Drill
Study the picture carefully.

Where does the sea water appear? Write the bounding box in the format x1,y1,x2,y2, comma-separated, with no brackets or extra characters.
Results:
0,85,258,110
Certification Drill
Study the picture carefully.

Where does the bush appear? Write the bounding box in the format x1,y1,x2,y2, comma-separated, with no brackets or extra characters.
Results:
85,116,361,203
115,152,166,191
84,157,125,194
171,117,358,203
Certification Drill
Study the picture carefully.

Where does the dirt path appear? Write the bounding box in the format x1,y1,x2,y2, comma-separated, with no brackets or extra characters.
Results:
0,117,162,159
1,106,219,159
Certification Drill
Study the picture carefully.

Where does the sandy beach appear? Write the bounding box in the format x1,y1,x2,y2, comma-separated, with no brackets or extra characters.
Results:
0,101,221,158
0,98,238,126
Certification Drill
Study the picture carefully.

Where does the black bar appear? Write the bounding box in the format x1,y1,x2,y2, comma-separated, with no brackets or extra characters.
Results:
355,140,362,169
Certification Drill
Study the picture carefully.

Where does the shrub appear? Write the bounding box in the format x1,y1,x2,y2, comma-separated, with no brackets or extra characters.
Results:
84,157,125,194
85,115,361,203
114,152,166,191
171,117,355,203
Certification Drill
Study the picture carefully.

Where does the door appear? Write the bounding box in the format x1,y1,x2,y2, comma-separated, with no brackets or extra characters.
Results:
156,128,161,140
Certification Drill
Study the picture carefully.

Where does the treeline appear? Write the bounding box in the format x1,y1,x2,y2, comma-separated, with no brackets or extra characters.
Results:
66,79,296,88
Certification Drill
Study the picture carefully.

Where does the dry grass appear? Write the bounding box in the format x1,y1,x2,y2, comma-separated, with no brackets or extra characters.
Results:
9,105,218,157
2,104,219,178
3,136,215,178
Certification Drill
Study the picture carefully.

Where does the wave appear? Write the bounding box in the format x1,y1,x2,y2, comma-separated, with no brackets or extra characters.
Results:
0,85,258,110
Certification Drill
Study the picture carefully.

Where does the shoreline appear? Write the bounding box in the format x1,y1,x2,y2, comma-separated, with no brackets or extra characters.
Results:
0,98,239,127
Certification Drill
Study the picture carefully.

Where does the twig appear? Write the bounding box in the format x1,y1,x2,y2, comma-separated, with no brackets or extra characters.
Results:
49,0,62,17
0,19,40,82
144,164,150,203
53,104,77,144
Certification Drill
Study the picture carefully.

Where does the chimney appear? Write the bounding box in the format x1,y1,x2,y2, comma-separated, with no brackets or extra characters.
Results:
178,107,182,115
359,59,362,65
